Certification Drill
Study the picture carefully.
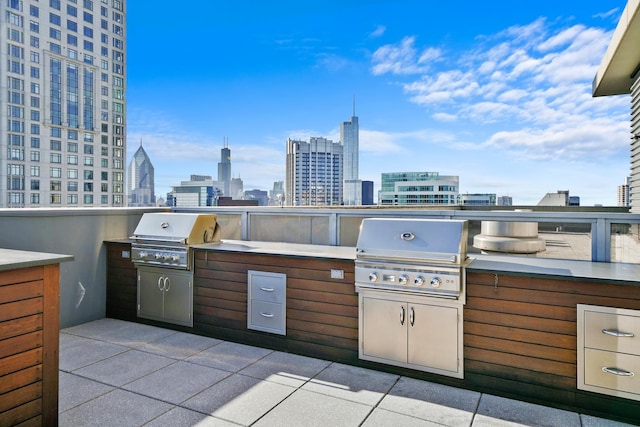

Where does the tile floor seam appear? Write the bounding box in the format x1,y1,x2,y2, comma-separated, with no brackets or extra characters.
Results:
356,374,402,427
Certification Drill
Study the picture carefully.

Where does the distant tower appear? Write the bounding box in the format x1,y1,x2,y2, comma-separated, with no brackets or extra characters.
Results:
342,98,361,205
618,177,631,207
128,140,156,206
218,139,232,196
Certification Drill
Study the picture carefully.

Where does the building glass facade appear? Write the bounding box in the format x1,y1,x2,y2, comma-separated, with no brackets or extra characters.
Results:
379,172,459,206
1,0,126,207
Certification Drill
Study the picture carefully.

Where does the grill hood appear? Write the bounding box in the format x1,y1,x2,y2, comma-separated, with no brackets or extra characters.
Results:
356,218,468,264
130,213,220,245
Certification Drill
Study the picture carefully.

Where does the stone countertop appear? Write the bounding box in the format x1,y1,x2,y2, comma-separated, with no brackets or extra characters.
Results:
193,239,356,261
0,248,74,272
467,254,640,286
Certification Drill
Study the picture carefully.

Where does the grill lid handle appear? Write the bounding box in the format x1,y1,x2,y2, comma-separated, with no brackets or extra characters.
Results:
161,222,170,229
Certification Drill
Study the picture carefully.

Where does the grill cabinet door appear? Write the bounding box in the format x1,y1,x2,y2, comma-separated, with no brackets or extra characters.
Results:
361,296,407,363
162,269,193,327
137,267,165,321
408,302,458,372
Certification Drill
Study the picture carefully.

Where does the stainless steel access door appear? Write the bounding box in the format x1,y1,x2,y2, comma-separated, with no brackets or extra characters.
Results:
137,266,193,327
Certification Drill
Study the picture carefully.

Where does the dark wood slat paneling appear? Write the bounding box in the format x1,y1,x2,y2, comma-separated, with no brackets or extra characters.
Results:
0,398,42,427
464,322,576,350
0,365,42,395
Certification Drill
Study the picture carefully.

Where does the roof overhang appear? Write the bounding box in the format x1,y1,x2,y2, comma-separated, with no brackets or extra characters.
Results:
592,0,640,97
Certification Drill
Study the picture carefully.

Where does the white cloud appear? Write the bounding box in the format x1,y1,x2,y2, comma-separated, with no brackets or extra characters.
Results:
370,36,442,75
370,18,627,163
369,25,386,38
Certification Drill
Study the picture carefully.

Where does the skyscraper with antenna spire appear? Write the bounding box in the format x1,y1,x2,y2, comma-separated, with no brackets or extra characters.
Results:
218,138,232,196
341,97,361,205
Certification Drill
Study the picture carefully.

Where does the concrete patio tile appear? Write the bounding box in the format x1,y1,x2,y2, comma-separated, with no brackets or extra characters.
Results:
72,349,175,387
144,407,238,427
253,388,373,427
182,373,296,425
378,376,480,427
185,340,272,372
474,394,580,427
139,331,222,359
58,372,114,413
580,414,637,427
58,388,173,427
123,360,232,404
59,335,129,372
362,408,443,426
238,350,331,387
302,362,399,406
63,318,176,348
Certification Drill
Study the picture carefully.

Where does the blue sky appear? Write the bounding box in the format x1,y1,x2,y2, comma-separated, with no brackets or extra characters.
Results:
126,1,630,206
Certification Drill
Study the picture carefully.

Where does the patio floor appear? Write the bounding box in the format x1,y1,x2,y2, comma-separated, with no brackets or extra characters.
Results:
59,318,633,426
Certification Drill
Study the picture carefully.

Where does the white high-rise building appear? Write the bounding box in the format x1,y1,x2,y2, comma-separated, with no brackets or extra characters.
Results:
341,108,360,205
618,176,631,207
286,137,343,206
378,172,459,206
1,0,126,207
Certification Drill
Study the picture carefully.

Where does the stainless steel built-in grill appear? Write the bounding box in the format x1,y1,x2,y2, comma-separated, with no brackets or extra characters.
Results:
355,218,469,379
130,212,220,270
130,213,220,327
355,218,469,299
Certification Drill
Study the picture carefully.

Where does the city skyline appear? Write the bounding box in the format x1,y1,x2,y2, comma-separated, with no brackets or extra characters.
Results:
126,1,630,206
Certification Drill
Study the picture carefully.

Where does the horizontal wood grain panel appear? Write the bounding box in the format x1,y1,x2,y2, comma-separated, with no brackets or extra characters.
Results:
0,314,42,341
0,382,42,414
0,281,43,305
0,298,43,323
0,268,43,287
0,348,42,377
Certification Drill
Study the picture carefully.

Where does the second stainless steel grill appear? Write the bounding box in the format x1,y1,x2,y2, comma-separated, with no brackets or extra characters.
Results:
355,218,469,299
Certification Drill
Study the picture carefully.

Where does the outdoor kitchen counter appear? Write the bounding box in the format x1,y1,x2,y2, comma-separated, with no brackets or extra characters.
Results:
0,247,73,271
467,253,640,286
192,239,357,260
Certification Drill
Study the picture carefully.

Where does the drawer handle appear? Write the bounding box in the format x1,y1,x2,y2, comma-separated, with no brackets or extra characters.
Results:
260,312,274,318
602,329,635,338
602,367,635,377
260,287,275,292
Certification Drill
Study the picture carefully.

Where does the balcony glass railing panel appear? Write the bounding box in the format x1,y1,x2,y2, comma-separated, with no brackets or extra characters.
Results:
468,220,592,261
611,223,640,263
249,214,330,245
214,214,242,240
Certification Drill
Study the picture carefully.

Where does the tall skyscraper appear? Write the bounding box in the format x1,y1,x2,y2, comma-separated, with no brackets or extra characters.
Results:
1,0,127,207
218,141,231,196
341,103,360,205
286,137,343,206
127,142,154,206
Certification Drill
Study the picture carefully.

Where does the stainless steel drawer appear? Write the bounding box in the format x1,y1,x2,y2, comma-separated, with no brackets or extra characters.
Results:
249,300,285,335
584,310,640,355
248,270,285,303
584,348,640,396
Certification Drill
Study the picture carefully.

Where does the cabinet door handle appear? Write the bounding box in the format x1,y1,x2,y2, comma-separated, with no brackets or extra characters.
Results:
259,312,274,318
260,287,275,292
602,329,635,338
400,306,405,325
602,367,635,377
409,307,415,327
157,276,164,291
164,277,170,292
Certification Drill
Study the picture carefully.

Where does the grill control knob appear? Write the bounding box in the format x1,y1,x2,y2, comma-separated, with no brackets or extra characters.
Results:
398,275,409,285
154,253,163,260
171,255,180,262
368,272,379,282
138,251,148,259
414,276,425,286
430,277,442,288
